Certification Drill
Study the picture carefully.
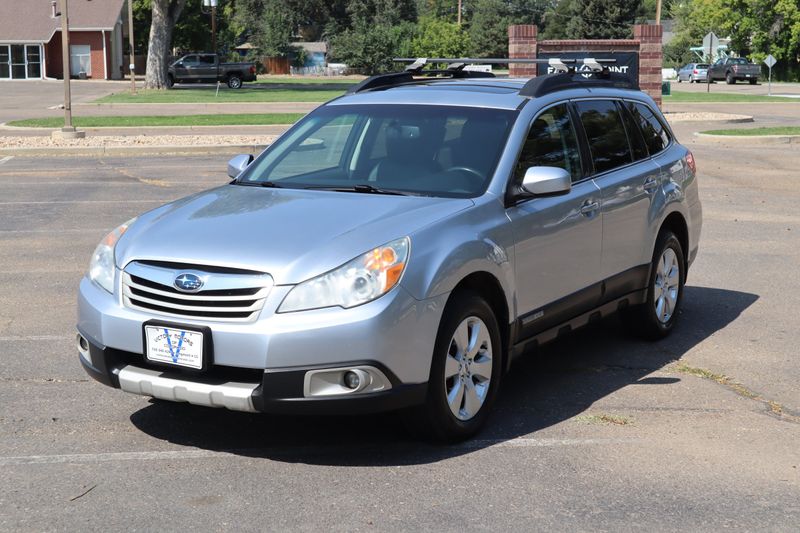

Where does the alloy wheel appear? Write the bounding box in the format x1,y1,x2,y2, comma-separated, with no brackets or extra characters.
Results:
444,316,493,421
654,248,680,323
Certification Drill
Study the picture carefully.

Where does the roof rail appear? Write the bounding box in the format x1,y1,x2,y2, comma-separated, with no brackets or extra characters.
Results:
519,70,638,98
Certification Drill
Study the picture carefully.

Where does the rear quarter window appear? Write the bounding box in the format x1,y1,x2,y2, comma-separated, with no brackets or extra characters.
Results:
627,102,671,156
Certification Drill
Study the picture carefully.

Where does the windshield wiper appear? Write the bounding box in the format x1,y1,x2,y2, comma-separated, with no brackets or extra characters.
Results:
233,180,283,188
308,184,411,196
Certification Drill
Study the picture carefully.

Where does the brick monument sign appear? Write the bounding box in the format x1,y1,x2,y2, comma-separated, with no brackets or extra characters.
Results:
508,24,664,107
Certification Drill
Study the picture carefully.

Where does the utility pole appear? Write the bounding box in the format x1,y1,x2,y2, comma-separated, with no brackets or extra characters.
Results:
203,0,218,53
128,0,136,94
457,0,462,26
655,0,662,25
56,0,84,138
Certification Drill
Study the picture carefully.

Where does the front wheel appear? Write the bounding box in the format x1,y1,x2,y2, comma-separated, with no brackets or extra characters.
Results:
726,72,735,84
403,291,502,443
166,74,174,89
227,75,242,89
622,231,685,340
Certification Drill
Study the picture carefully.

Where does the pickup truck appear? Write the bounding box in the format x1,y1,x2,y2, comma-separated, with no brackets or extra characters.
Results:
167,53,257,89
708,57,760,85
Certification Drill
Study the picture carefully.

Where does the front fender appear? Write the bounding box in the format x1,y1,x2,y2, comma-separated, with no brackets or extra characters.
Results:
400,198,516,319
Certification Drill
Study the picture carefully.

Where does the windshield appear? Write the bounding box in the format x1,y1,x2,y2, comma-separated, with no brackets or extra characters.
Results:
238,104,517,198
696,64,709,69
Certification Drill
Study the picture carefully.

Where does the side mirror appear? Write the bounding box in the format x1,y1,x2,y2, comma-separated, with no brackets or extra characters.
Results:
227,154,254,179
521,166,571,196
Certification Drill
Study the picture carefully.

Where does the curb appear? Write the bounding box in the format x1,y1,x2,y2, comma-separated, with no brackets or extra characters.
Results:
665,114,754,124
693,132,800,145
0,144,268,157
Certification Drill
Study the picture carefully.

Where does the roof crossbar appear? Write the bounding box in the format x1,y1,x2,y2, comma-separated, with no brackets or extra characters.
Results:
346,57,632,96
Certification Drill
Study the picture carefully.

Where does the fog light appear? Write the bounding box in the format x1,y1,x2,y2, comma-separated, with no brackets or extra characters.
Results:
343,371,361,390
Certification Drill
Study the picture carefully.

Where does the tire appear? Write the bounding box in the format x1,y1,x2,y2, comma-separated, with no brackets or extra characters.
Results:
166,74,174,89
677,77,682,83
749,79,757,85
689,76,694,83
227,75,242,89
402,291,502,443
726,72,735,84
622,231,686,340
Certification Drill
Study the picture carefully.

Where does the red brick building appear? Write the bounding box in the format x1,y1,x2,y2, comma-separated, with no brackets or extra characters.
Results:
0,0,126,81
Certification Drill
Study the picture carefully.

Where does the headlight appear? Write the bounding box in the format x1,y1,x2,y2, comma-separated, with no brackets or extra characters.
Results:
88,218,136,293
279,237,410,313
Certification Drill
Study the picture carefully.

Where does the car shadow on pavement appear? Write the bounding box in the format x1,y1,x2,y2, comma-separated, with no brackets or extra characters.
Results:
129,286,758,465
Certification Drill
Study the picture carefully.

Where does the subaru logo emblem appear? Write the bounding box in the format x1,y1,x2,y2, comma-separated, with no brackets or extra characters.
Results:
174,273,203,293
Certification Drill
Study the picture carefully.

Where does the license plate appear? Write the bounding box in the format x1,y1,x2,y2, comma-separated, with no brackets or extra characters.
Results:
145,325,204,369
746,74,751,77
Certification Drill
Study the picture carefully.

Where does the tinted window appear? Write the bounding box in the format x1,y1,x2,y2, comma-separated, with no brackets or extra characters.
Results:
619,102,648,161
182,55,198,65
729,58,748,64
628,102,670,156
697,64,709,69
514,104,582,183
575,100,632,173
199,55,216,64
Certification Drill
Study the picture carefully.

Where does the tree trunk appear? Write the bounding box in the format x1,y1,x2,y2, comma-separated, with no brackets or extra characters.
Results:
145,0,187,89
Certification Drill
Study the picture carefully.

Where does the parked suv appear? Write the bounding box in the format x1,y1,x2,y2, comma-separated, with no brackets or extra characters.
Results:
77,60,702,442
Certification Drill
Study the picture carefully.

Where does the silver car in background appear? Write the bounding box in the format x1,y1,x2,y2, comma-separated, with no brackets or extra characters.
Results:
677,63,710,83
77,65,702,442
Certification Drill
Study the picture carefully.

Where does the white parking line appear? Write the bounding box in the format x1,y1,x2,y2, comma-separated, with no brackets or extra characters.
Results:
0,156,14,165
0,335,72,342
0,200,164,205
0,438,641,466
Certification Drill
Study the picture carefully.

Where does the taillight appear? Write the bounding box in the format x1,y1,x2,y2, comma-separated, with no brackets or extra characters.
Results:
685,151,696,175
693,69,698,74
249,65,256,74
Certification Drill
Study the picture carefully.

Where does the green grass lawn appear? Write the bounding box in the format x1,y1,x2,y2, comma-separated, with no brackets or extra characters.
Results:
95,87,346,104
8,113,305,128
700,126,800,136
665,90,797,103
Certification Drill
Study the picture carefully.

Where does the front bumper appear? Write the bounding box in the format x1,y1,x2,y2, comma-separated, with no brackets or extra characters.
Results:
78,336,428,414
77,273,445,414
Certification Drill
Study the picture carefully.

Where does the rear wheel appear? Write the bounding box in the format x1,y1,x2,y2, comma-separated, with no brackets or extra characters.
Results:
749,78,757,85
227,75,243,89
726,72,735,84
403,291,502,443
622,231,685,340
166,74,174,89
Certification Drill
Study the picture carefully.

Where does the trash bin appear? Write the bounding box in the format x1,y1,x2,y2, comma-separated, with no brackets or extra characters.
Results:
661,80,671,95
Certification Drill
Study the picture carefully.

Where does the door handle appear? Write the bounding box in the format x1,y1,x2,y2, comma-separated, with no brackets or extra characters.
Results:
643,177,658,191
580,200,599,215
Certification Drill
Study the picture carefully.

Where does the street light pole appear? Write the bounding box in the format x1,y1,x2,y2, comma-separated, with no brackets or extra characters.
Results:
59,0,74,132
202,0,218,53
128,0,136,94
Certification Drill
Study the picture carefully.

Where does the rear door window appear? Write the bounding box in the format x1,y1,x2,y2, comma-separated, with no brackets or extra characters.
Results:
619,102,648,161
575,100,632,174
627,102,671,156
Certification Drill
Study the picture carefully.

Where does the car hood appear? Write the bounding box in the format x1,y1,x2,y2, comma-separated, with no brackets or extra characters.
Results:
116,185,473,285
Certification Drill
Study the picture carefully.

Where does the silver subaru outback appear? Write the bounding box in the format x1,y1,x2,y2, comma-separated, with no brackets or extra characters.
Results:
77,62,702,441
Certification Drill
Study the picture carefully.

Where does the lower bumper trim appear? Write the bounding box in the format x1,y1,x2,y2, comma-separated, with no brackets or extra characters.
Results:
117,365,259,412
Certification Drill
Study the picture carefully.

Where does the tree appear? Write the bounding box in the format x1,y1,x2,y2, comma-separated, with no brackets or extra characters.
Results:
409,16,470,57
145,0,187,88
542,0,638,39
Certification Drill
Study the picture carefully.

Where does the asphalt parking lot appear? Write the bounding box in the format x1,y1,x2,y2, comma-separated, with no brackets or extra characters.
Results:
1,114,799,530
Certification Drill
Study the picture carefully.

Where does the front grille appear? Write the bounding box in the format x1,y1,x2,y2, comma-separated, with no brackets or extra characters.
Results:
122,261,272,323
